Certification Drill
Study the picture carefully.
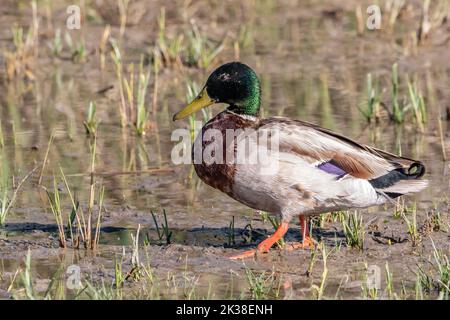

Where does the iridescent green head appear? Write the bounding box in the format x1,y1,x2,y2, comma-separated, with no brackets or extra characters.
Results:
173,62,261,120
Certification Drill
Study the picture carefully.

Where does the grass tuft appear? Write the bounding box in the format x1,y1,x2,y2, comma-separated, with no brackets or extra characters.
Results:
401,203,420,247
227,216,236,247
359,73,380,123
4,25,37,81
110,41,151,133
0,154,36,226
83,101,99,136
341,211,365,250
64,32,87,63
185,21,225,69
391,63,409,124
150,209,172,245
311,242,330,300
157,7,183,68
244,266,279,300
156,10,224,69
415,238,450,298
44,137,105,250
407,78,427,131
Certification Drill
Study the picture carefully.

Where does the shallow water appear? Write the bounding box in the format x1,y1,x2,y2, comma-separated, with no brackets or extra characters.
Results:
0,0,449,299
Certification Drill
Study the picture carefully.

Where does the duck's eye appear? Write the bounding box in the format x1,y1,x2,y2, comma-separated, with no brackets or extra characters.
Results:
218,73,231,81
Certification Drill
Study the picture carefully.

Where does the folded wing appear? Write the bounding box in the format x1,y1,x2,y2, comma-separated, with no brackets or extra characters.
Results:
258,117,428,198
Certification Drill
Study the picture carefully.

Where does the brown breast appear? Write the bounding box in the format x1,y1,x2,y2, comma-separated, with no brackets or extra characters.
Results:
193,111,258,196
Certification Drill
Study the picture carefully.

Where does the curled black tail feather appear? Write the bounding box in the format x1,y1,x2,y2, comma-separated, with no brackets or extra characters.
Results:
403,161,426,179
369,161,426,189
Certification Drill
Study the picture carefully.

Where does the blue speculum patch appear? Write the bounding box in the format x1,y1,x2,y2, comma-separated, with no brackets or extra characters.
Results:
317,161,347,177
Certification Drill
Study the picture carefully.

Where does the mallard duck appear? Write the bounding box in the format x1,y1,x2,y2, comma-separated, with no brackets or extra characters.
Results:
173,62,428,259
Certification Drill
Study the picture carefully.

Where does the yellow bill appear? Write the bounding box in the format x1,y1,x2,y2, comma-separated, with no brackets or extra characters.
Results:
173,88,215,121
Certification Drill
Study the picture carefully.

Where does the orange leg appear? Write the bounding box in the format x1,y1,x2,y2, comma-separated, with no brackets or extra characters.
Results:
300,215,314,247
285,215,314,251
229,221,289,260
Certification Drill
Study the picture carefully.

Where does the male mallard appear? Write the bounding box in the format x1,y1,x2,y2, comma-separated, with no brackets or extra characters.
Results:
173,62,428,259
